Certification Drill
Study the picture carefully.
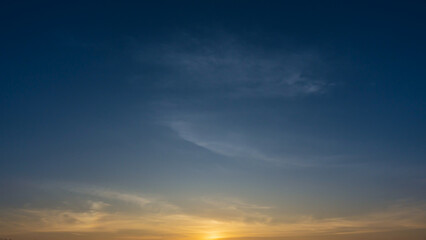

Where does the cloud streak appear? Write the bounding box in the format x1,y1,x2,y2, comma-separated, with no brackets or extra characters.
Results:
167,119,320,167
169,120,279,163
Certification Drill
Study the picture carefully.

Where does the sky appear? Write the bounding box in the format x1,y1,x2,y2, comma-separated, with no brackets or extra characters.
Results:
1,1,426,240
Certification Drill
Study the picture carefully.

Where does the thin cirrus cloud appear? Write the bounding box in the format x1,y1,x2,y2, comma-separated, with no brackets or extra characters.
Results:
168,120,280,164
139,34,330,98
167,119,319,167
144,34,334,167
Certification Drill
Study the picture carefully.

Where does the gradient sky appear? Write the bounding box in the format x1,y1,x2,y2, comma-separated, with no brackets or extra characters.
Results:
1,1,426,240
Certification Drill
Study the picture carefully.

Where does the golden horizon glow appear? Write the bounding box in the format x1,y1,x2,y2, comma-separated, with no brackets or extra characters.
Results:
1,186,426,240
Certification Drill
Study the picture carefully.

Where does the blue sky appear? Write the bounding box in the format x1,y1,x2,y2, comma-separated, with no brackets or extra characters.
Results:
1,1,426,240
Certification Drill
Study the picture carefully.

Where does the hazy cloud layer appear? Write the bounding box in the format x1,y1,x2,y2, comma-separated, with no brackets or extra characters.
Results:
1,183,425,240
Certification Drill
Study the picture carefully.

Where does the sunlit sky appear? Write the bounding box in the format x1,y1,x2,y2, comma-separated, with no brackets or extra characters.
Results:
1,1,426,240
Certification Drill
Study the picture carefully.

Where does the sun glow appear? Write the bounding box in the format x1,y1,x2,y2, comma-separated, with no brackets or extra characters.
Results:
205,231,224,240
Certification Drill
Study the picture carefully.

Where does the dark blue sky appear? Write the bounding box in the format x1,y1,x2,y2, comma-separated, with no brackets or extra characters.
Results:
1,1,426,240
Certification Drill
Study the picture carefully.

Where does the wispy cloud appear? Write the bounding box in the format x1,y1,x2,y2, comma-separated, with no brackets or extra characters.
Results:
140,33,330,99
144,33,334,167
70,186,152,207
169,120,278,163
167,119,318,167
